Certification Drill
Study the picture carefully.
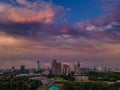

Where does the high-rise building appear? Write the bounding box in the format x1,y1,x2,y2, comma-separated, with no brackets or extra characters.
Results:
62,64,70,75
37,61,40,71
77,61,81,67
20,65,25,74
96,66,103,72
11,66,15,72
20,65,30,74
51,60,61,75
74,61,81,75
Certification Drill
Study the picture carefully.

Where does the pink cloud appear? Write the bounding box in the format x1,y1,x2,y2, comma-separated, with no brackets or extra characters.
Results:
95,0,120,25
62,62,70,65
16,0,32,7
43,62,51,67
60,28,69,33
76,22,86,31
0,1,64,24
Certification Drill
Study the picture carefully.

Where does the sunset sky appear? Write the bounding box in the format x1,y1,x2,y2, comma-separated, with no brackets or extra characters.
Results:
0,0,120,69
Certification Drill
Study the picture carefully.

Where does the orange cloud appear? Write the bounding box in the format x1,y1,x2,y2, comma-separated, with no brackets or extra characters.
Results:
0,1,63,24
0,31,120,68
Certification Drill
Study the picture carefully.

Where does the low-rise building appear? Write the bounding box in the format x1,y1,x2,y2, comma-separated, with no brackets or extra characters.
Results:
74,76,89,81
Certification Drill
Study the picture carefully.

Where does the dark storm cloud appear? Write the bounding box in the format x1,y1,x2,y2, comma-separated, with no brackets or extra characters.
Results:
0,22,120,44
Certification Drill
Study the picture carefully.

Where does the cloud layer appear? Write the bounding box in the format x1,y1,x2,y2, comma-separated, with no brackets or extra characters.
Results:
0,0,120,68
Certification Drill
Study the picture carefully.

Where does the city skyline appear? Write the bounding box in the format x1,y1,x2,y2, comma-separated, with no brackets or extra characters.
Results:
0,0,120,68
0,60,120,74
0,59,120,70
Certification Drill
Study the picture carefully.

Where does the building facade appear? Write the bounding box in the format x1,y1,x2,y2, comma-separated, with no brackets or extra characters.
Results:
51,60,61,75
74,61,81,75
62,64,70,75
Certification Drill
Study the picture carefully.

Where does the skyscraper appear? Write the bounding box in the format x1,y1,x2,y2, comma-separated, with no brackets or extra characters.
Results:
77,61,81,68
37,61,40,71
51,60,61,75
62,64,70,75
74,61,81,75
11,66,15,72
20,65,30,74
20,65,25,74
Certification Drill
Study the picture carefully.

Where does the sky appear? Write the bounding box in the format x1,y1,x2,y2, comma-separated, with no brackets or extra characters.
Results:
0,0,120,69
